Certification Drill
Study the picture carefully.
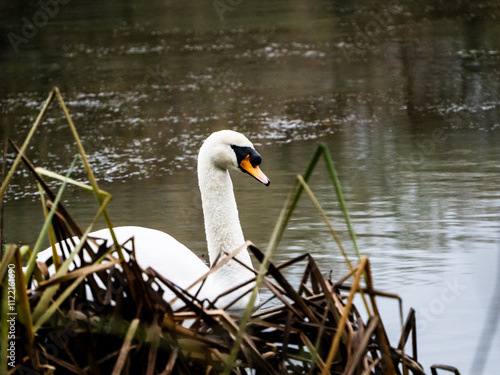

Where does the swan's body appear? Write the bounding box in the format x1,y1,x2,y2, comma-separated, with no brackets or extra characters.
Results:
37,130,270,310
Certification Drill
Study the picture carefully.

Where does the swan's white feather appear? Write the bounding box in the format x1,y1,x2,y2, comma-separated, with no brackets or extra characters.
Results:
92,226,210,287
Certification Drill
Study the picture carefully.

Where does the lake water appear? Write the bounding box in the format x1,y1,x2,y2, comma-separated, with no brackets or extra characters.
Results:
1,0,500,373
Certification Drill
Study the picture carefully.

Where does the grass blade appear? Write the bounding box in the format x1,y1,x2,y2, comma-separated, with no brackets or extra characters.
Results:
31,194,112,324
33,248,119,331
54,87,124,261
13,248,34,349
0,89,55,199
111,318,140,375
0,244,17,374
319,143,361,259
223,181,300,374
37,182,61,271
24,154,80,283
322,257,368,375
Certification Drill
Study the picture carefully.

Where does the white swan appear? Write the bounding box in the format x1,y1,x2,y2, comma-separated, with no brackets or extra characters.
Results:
37,130,270,310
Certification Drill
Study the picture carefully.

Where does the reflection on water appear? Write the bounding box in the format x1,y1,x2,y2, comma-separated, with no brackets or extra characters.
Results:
2,0,500,373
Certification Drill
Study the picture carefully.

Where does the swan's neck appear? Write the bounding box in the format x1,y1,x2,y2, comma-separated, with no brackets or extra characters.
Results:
198,162,253,272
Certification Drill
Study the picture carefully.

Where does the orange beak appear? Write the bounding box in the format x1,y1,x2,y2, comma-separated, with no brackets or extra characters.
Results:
240,155,270,186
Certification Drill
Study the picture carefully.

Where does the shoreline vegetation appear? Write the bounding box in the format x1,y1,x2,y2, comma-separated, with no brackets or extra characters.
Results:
0,88,460,374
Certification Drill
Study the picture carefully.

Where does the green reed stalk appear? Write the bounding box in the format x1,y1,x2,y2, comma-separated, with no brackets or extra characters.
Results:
0,247,10,375
0,90,55,200
24,155,80,283
319,143,360,259
223,180,299,375
53,88,124,261
224,143,363,373
31,193,112,326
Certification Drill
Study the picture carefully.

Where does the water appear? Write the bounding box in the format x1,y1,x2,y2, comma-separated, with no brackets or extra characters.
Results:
2,0,500,373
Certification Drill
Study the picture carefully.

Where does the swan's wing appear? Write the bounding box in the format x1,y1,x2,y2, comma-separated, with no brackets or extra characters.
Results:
34,226,256,310
106,226,209,288
96,226,212,307
35,226,209,287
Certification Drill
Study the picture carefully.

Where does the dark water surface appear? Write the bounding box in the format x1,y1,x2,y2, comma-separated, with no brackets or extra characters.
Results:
2,1,500,373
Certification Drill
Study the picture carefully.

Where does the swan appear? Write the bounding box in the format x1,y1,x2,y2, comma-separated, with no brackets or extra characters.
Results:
36,130,270,310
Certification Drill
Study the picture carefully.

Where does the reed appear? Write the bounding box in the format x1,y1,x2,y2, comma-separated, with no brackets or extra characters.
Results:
0,88,462,374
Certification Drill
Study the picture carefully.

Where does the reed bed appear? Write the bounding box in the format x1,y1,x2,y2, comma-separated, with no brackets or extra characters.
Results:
0,88,461,374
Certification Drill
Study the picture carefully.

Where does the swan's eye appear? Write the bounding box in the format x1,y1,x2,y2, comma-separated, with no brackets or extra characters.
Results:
230,145,261,167
230,144,270,186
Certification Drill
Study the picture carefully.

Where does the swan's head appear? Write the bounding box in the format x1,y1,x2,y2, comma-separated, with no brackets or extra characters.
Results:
199,130,270,186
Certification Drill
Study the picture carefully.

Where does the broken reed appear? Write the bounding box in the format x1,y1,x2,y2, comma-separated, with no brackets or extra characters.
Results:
0,87,459,374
